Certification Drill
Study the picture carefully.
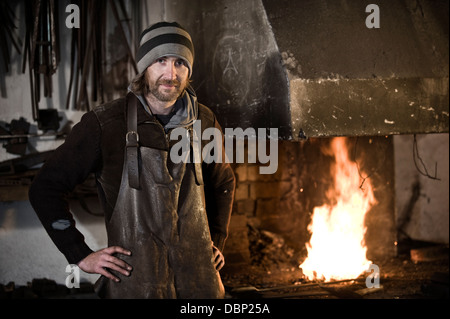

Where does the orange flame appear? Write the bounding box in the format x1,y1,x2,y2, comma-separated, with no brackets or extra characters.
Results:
300,137,376,281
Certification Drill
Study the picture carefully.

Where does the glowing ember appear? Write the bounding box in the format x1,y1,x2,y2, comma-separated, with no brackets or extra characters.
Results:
299,137,376,281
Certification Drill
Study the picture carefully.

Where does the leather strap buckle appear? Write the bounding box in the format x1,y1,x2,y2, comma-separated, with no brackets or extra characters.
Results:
126,130,139,146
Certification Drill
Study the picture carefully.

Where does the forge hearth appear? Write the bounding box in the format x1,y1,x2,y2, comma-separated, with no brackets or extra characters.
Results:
224,136,396,269
220,135,448,299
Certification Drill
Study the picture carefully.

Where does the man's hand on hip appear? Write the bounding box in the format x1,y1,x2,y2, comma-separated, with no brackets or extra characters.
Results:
77,246,132,282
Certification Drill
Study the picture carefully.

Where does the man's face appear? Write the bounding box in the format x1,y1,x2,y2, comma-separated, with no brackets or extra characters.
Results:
145,56,190,102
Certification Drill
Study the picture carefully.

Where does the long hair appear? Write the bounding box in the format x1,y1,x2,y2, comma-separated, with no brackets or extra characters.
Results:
130,72,148,95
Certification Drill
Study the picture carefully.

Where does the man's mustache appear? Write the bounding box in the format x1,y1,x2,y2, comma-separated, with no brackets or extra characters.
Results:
156,79,181,87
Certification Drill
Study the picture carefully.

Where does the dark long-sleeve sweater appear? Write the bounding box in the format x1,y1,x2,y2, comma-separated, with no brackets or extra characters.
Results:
28,93,235,265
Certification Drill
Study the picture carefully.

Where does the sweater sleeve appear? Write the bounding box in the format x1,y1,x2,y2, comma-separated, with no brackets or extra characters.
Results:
28,111,101,265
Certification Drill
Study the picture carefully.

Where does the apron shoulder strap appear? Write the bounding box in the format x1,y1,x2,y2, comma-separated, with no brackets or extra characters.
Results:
189,126,204,186
126,93,140,189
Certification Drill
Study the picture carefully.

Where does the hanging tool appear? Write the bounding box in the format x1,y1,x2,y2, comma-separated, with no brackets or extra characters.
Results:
66,0,138,111
0,1,22,71
22,0,61,131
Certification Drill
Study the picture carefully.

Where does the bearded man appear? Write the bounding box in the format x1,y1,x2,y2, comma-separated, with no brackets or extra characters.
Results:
29,21,235,299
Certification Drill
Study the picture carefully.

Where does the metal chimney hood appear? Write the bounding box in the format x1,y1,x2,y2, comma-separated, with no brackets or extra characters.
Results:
167,0,449,140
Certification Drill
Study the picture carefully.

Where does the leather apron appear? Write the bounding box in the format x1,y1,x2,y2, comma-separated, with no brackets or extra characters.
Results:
94,96,224,299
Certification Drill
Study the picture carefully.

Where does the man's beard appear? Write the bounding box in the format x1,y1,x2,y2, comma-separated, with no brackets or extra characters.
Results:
147,78,187,102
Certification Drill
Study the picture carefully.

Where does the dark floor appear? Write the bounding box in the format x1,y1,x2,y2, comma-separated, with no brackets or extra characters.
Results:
222,257,448,299
1,242,448,300
221,242,449,299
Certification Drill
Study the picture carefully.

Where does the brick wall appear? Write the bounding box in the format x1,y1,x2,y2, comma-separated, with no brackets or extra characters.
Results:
223,140,312,271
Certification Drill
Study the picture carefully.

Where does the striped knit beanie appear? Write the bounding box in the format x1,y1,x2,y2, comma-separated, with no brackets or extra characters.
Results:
136,22,195,78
